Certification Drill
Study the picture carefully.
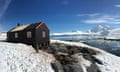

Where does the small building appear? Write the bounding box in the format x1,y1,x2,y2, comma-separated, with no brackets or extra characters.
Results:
7,21,50,52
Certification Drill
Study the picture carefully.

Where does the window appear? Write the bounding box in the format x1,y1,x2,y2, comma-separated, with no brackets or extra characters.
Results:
42,31,46,38
27,31,32,38
15,33,18,38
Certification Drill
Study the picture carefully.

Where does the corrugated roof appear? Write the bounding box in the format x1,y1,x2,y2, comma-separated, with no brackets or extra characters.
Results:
11,24,30,32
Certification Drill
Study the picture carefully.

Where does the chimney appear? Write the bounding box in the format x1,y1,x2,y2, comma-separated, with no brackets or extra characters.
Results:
17,23,20,27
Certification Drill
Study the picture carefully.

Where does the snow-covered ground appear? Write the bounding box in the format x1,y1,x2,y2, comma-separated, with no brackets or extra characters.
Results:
0,42,54,72
51,40,120,72
0,32,7,41
0,32,120,72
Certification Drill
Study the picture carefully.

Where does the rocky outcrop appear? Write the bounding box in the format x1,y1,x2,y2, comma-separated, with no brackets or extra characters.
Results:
48,42,103,72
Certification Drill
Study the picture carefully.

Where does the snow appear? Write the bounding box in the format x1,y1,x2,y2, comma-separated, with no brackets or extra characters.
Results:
0,42,54,72
51,40,120,72
0,32,7,41
51,25,113,36
51,30,94,36
106,28,120,39
95,51,120,72
11,24,30,32
51,25,120,39
51,40,91,48
109,28,120,35
0,38,119,72
0,31,120,72
73,54,92,72
90,25,113,33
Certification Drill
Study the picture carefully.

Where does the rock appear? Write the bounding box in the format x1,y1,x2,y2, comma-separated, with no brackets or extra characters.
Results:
82,54,94,62
87,63,101,72
58,48,68,53
64,64,83,72
83,54,103,65
51,61,62,72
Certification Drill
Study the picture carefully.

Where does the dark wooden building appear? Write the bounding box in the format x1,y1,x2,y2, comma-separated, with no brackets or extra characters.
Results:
7,22,50,52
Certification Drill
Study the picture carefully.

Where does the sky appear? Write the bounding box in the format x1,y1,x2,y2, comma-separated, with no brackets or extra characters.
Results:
0,0,120,33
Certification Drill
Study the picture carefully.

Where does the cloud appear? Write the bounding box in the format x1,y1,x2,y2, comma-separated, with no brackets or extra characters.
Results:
111,21,120,24
84,19,107,24
114,4,120,7
83,14,120,24
0,0,12,18
76,13,100,17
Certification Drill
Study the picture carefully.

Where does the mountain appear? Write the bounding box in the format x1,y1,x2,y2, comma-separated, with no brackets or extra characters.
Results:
106,28,120,39
89,25,113,35
89,25,120,39
51,25,113,36
51,30,90,36
90,25,113,33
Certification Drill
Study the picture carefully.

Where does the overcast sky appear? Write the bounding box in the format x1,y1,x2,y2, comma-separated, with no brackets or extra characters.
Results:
0,0,120,33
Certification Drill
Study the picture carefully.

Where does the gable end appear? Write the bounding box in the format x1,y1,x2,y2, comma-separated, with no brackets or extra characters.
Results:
35,22,49,30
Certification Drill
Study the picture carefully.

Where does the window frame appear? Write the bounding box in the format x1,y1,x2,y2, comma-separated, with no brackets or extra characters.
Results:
42,31,46,38
14,32,18,38
27,31,32,38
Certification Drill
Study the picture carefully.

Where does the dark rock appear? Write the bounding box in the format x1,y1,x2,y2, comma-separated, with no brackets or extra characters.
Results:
58,48,68,53
83,54,94,62
87,63,101,72
92,56,103,65
51,61,62,72
82,54,103,65
80,48,90,54
64,64,83,72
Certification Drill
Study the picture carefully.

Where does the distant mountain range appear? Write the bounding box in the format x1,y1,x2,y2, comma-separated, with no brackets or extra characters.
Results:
51,25,120,39
87,25,114,35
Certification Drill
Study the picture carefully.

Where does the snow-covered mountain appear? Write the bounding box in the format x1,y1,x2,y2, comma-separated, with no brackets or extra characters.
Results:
90,25,113,32
89,25,120,39
89,25,113,35
51,25,120,39
106,28,120,39
51,30,90,36
51,25,114,36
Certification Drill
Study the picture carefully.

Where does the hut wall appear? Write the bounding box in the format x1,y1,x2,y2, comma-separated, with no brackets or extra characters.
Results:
36,25,49,47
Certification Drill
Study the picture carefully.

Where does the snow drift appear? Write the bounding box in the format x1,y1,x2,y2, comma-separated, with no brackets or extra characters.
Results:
0,42,54,72
0,32,6,41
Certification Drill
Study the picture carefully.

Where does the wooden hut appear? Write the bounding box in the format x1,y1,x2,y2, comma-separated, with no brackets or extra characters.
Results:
7,22,50,52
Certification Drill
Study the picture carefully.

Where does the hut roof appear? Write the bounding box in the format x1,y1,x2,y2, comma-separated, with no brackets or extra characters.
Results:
9,22,48,32
11,24,30,32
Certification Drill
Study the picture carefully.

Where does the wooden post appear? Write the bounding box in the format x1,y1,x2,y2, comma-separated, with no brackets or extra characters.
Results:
36,44,39,53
